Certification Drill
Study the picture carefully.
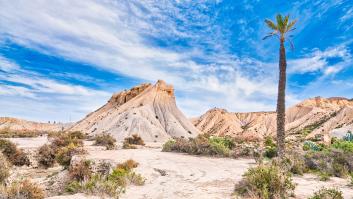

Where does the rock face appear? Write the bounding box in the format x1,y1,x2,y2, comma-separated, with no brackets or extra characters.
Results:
0,117,66,132
194,97,353,142
69,80,200,142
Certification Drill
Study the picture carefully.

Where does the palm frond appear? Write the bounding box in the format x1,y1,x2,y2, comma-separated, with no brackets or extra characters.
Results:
284,15,289,27
286,20,297,32
276,14,284,33
265,19,277,30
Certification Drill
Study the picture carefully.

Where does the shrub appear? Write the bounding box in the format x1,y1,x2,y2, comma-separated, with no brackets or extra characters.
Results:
69,160,92,181
0,153,10,184
94,133,116,150
308,187,343,199
234,163,295,199
0,139,30,166
56,143,86,167
65,159,145,198
263,137,277,159
3,180,44,199
162,139,176,152
283,153,306,175
303,141,323,151
318,172,331,181
332,139,353,152
123,134,145,146
161,135,236,157
37,144,56,168
50,132,84,151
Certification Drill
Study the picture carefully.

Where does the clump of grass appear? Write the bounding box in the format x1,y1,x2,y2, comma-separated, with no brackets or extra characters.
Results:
234,162,295,199
0,153,10,184
123,134,145,149
308,187,343,199
69,160,92,181
0,139,30,166
65,159,145,198
94,133,116,150
0,180,45,199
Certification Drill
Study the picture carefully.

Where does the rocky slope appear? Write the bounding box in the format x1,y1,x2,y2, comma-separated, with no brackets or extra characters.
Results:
193,97,353,142
69,80,200,142
0,117,66,132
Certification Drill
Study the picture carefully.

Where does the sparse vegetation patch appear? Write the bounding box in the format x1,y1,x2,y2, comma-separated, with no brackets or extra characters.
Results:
94,133,116,150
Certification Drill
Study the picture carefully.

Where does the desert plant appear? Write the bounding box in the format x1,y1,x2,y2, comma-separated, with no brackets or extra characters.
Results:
234,163,295,199
94,133,116,150
65,159,145,198
56,143,86,167
263,137,277,159
343,131,353,142
0,153,10,184
124,134,145,146
69,160,92,181
308,187,343,199
50,131,84,151
0,139,30,166
0,129,41,138
162,139,176,152
3,180,44,199
332,139,353,152
37,144,56,168
263,14,297,158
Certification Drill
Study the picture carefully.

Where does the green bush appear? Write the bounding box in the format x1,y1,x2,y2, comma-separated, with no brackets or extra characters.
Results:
308,187,343,199
50,132,84,150
0,153,10,184
0,139,30,166
303,141,324,151
263,137,277,159
161,135,235,157
94,133,116,150
234,163,295,199
37,144,56,168
332,139,353,152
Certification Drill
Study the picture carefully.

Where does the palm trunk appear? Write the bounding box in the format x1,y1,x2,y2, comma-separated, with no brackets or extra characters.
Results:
277,39,286,158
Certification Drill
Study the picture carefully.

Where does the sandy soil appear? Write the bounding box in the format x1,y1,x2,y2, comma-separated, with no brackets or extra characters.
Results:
8,137,353,199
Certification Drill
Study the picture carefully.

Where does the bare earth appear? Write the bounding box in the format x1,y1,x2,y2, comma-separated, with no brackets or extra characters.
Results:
9,138,353,199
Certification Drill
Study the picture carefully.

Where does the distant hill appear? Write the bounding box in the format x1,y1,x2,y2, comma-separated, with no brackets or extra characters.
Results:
0,117,68,132
193,97,353,142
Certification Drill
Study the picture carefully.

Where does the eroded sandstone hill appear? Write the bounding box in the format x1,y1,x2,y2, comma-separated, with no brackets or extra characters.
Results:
69,80,200,142
193,97,353,142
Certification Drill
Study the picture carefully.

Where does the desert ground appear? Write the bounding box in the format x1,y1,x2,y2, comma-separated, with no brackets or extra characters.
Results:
7,137,353,199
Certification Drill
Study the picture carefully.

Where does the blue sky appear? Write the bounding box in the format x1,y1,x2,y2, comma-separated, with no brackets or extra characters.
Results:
0,0,352,122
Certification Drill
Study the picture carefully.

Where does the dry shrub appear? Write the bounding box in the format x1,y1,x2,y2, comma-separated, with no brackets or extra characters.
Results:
0,139,30,166
116,159,139,171
234,163,295,199
37,144,56,168
0,153,10,184
69,160,92,181
50,132,84,150
123,134,145,146
2,180,44,199
94,133,116,150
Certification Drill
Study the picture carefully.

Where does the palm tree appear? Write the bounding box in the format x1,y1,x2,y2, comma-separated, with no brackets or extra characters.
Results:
263,14,296,158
